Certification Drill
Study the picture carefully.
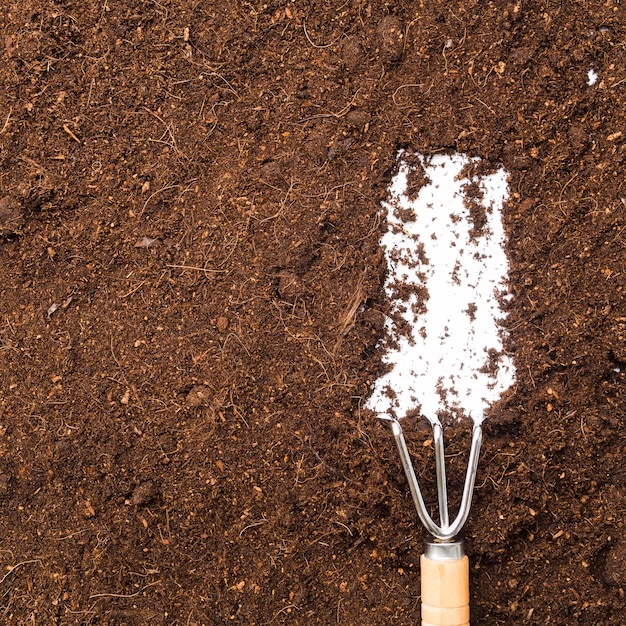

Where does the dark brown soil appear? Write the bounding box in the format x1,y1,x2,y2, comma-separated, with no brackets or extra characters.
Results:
1,1,626,624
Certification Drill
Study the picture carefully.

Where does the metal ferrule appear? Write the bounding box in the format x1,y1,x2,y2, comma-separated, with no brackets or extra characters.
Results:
424,539,465,561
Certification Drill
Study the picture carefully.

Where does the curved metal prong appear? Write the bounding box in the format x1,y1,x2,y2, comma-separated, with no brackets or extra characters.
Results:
389,418,482,542
433,423,449,529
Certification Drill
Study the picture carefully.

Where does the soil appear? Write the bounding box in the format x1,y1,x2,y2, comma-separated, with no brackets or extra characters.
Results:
1,1,625,624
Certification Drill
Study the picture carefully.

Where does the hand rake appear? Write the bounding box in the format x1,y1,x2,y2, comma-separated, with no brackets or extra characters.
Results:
387,417,482,626
371,151,514,625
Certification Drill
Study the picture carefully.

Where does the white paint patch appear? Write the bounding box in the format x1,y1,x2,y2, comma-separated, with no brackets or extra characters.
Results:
367,152,515,425
587,68,598,85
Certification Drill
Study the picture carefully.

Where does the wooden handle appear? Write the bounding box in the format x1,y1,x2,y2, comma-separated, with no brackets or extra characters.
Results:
421,553,470,626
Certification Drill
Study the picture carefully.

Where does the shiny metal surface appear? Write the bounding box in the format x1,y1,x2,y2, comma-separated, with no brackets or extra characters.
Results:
389,418,482,542
424,539,465,561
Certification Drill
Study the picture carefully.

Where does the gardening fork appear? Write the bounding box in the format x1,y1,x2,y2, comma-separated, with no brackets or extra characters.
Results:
389,417,483,626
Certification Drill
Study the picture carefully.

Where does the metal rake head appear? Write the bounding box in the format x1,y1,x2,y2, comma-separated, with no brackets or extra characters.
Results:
388,417,483,542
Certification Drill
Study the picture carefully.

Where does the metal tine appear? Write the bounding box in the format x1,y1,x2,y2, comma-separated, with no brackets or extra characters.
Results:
390,419,441,538
451,422,483,538
390,417,483,542
433,422,449,529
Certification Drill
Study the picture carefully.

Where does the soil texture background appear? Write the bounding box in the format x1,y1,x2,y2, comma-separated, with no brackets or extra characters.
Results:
1,0,626,624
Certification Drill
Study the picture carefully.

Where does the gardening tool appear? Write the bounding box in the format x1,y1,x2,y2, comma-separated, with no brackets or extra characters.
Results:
387,417,482,626
369,151,515,625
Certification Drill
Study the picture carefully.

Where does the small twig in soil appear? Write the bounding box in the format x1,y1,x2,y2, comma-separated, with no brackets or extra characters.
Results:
302,18,343,49
475,98,496,115
53,528,90,541
355,209,381,244
332,520,353,536
86,77,95,108
0,108,12,134
610,76,626,89
18,155,46,173
558,173,578,203
222,332,251,357
392,84,423,107
203,68,238,96
89,580,161,599
336,270,367,336
119,280,148,299
141,183,179,215
301,180,357,200
0,560,42,584
63,124,82,143
239,517,268,536
268,604,299,623
166,264,228,275
142,107,186,159
297,89,360,123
